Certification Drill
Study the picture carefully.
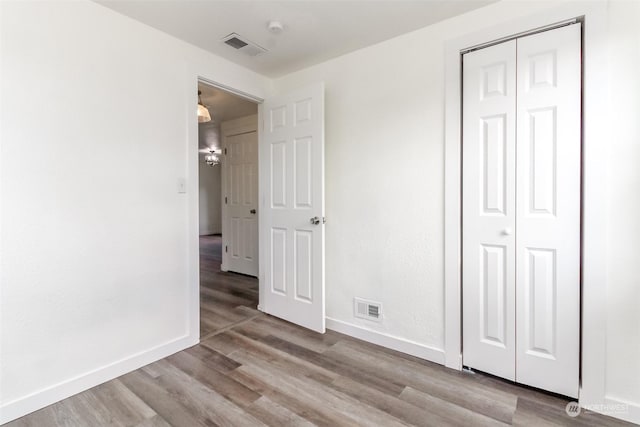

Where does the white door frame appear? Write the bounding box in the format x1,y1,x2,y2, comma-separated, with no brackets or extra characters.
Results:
186,74,265,344
443,2,608,409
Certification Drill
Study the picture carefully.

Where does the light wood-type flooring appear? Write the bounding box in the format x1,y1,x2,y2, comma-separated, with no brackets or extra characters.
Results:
7,235,633,426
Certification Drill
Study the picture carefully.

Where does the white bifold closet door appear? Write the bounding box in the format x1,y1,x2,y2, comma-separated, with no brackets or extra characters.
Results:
462,24,581,398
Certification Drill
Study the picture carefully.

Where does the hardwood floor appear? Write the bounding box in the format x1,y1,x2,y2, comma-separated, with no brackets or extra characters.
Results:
198,235,261,339
7,235,633,426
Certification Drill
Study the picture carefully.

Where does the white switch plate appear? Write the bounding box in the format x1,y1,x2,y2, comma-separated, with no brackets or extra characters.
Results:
177,178,186,193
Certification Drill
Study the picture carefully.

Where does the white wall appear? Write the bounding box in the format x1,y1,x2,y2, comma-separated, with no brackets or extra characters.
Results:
0,0,269,423
606,0,640,410
199,156,222,235
275,0,639,421
274,0,556,352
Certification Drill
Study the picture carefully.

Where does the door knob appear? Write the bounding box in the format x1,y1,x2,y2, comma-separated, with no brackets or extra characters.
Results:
310,216,320,225
502,227,512,236
250,209,256,214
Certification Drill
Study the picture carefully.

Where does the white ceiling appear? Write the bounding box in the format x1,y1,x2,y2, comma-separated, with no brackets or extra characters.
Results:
199,83,258,124
198,82,258,151
94,0,496,77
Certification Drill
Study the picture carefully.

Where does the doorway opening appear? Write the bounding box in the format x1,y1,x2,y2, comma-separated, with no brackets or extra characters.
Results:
192,78,327,339
197,80,260,339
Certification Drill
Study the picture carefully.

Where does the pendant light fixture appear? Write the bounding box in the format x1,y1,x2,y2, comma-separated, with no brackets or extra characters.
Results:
197,90,211,123
205,149,220,166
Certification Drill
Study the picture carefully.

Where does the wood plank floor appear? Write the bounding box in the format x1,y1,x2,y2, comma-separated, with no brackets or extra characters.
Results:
7,235,633,426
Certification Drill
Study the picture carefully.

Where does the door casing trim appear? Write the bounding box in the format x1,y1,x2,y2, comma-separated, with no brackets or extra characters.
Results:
188,73,265,344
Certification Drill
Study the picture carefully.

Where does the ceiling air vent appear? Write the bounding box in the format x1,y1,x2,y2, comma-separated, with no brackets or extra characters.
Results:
221,33,267,57
354,298,383,322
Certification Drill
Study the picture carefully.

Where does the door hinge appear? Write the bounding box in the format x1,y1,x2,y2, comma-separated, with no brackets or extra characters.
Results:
224,148,227,155
225,196,227,204
225,245,228,253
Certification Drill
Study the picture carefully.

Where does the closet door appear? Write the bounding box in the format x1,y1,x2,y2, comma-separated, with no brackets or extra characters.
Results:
462,40,517,380
515,24,581,398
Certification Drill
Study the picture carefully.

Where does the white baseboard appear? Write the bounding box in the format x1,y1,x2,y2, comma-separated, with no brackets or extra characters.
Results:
325,317,445,365
593,396,640,424
0,334,198,425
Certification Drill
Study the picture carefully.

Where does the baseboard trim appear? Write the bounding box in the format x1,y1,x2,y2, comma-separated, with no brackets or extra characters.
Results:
326,317,445,365
591,396,640,424
0,334,198,425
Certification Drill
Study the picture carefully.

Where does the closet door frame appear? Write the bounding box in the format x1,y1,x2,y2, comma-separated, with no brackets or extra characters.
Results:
443,2,609,408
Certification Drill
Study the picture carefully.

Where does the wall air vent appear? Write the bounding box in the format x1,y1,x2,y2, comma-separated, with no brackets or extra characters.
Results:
354,298,383,322
221,33,267,57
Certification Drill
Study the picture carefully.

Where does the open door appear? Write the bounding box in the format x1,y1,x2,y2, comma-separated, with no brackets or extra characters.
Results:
260,83,325,333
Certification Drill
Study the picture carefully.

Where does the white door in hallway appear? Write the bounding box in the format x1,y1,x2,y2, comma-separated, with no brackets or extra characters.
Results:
463,24,581,398
224,128,258,277
261,83,325,333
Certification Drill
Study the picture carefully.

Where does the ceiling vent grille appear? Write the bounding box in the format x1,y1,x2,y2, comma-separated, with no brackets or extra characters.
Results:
221,33,267,57
354,298,382,322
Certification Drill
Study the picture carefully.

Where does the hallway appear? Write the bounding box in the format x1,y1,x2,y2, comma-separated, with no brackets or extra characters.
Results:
199,235,260,338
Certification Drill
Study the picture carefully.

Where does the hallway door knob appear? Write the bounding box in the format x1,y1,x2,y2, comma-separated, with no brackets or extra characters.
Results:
250,209,256,214
310,216,320,225
502,227,512,236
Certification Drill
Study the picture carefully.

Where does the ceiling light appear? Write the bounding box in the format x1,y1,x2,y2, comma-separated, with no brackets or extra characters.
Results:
205,149,220,166
198,90,211,123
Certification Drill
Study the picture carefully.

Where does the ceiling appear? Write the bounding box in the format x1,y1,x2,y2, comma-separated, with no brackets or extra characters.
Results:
199,83,258,124
198,82,258,151
94,0,496,77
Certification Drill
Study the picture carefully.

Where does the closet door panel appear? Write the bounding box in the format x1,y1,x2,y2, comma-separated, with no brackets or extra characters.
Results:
462,40,517,380
515,24,581,398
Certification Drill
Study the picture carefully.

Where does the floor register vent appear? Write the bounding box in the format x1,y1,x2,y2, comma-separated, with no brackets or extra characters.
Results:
354,298,382,322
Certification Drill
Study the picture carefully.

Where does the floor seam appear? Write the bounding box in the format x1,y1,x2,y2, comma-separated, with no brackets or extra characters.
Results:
200,312,263,341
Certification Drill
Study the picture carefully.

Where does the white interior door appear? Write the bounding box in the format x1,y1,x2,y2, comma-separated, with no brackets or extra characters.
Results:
463,24,581,398
223,126,258,277
515,24,581,398
260,83,325,333
462,40,517,381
